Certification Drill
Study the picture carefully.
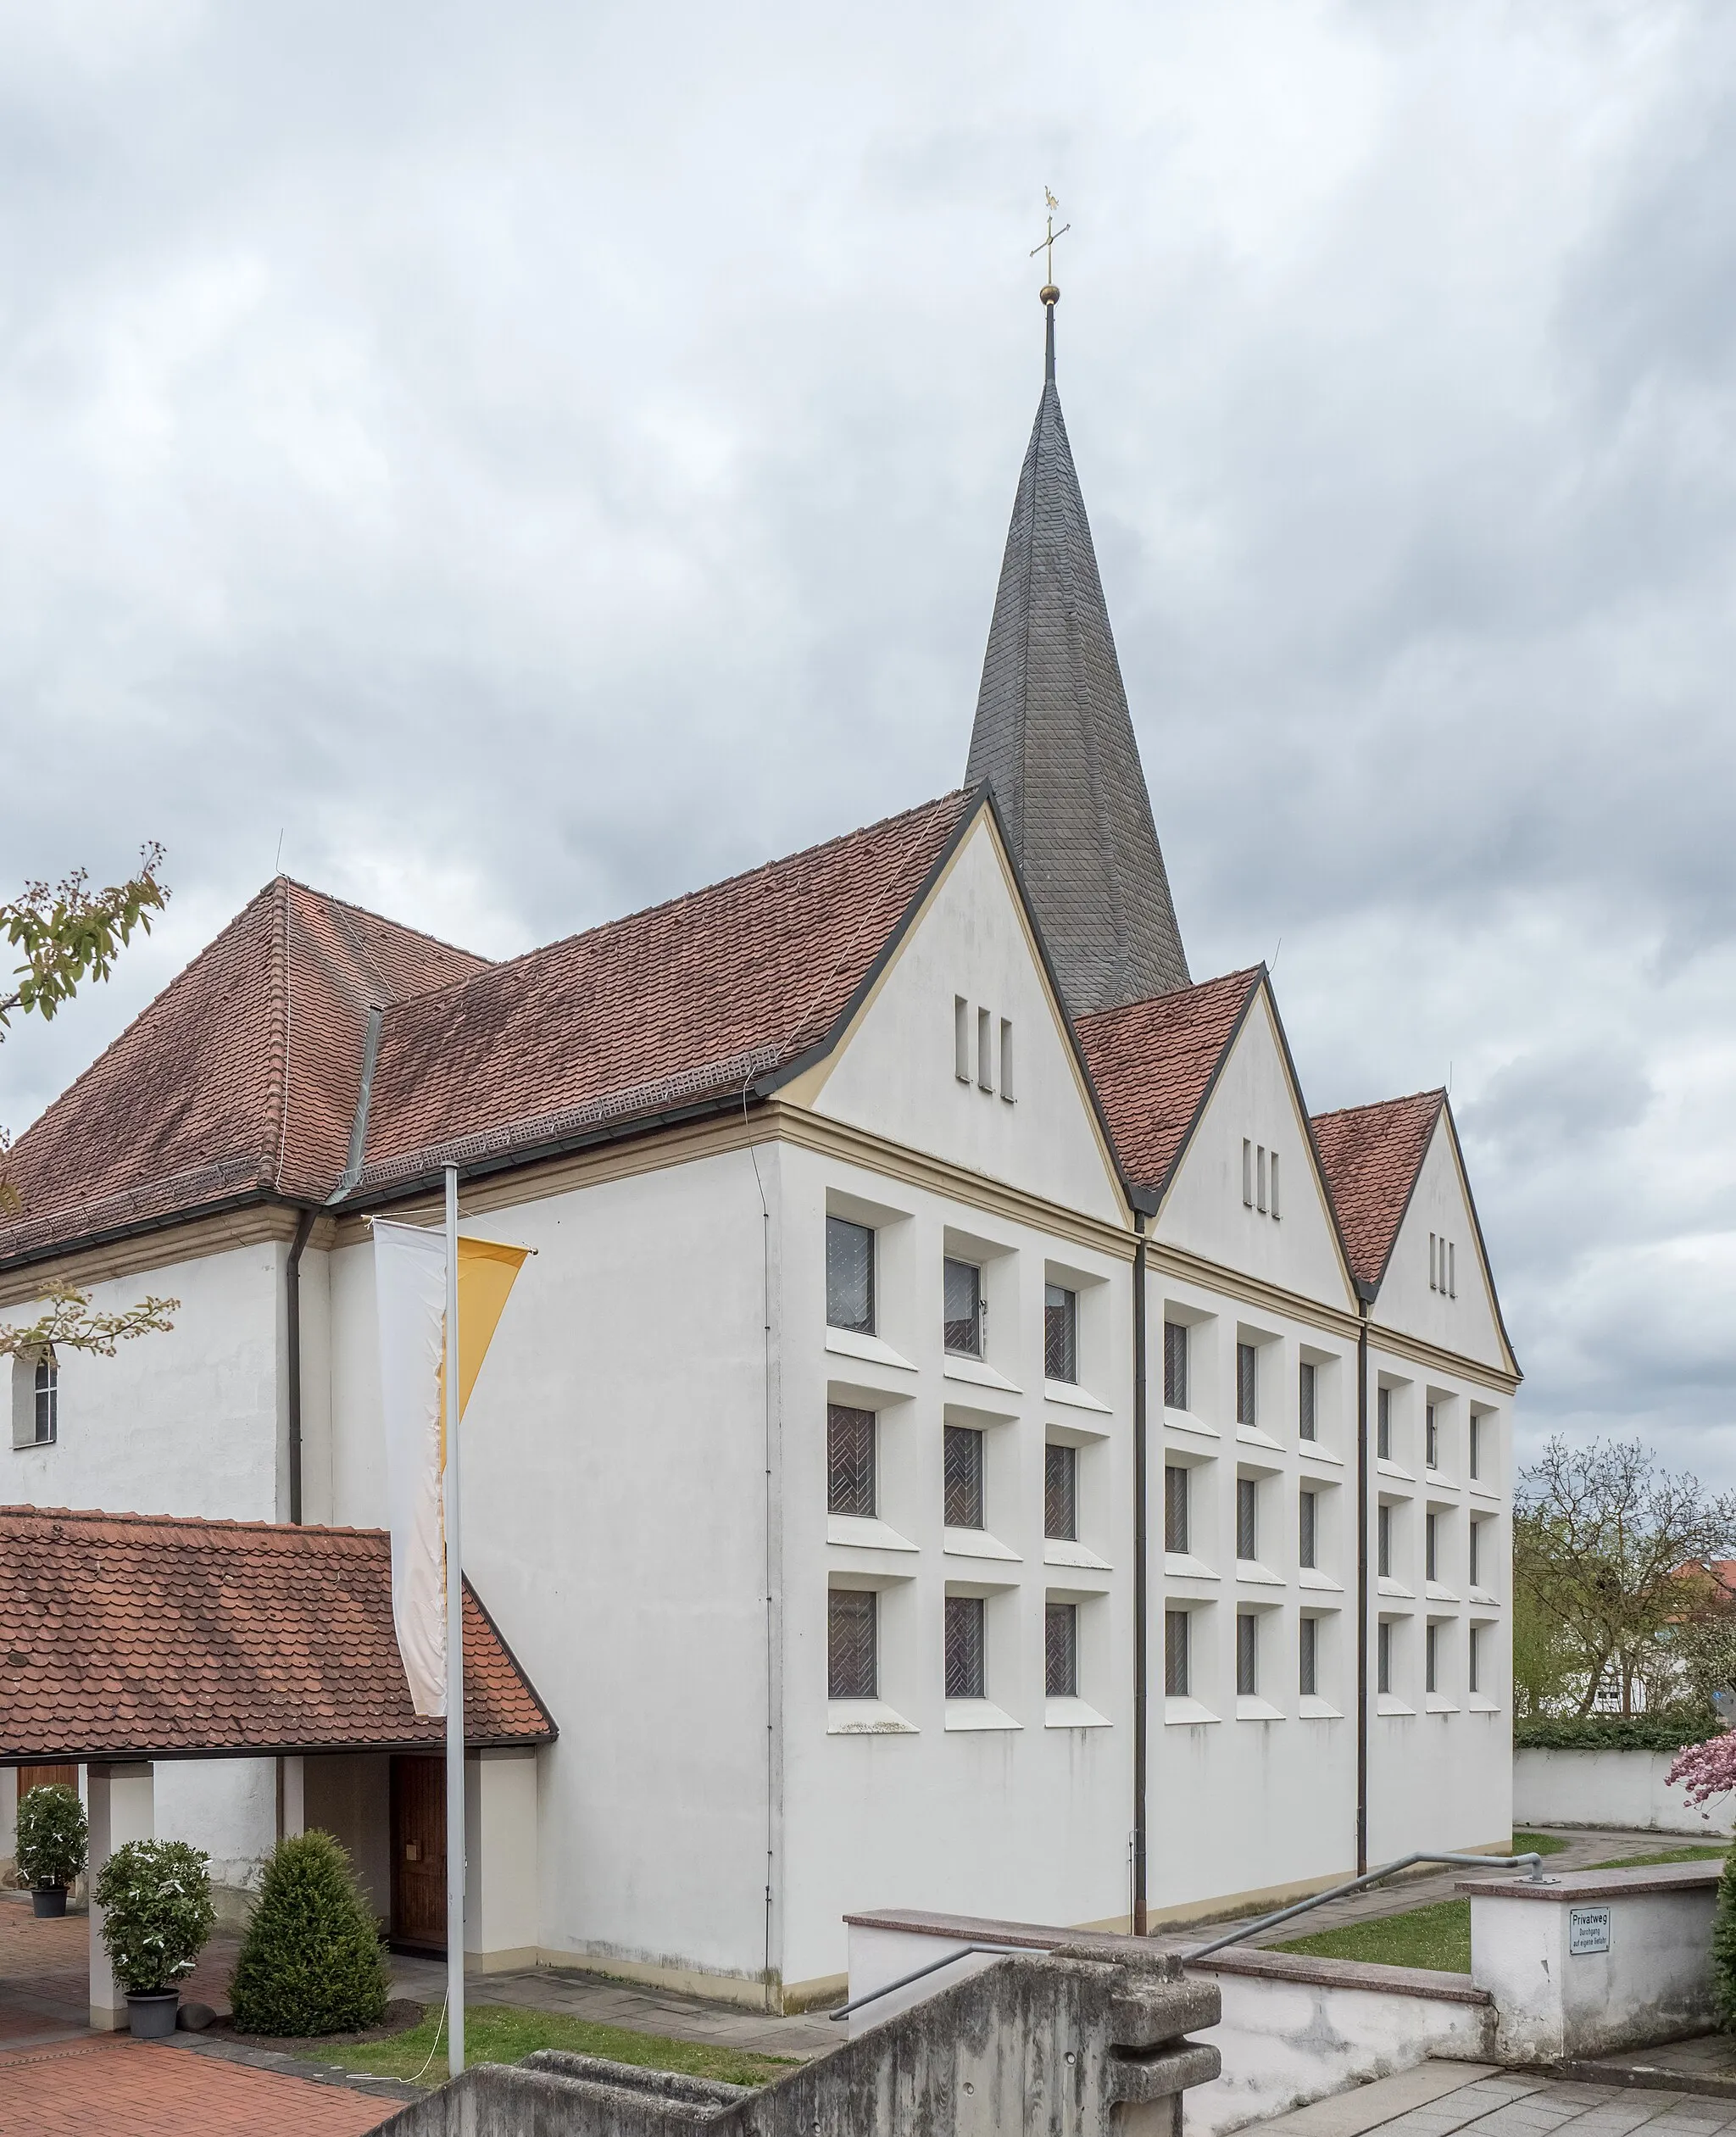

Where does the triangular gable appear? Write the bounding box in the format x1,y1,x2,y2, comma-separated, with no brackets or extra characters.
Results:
782,804,1131,1225
1368,1106,1518,1378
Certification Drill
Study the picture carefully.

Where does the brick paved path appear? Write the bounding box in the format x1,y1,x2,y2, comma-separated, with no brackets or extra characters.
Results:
0,2033,395,2134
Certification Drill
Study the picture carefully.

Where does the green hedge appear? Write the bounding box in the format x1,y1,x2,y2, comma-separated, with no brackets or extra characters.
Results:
1516,1712,1719,1753
230,1830,389,2037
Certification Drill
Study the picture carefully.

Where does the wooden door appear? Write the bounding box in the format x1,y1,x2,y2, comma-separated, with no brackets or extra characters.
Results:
389,1756,447,1952
15,1763,77,1797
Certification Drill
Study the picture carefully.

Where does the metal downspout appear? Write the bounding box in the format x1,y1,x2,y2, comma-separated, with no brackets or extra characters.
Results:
285,1207,316,1524
1132,1216,1149,1936
1355,1301,1370,1876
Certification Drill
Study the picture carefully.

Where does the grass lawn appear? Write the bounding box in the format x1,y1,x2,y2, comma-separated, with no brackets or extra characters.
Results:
1588,1845,1727,1869
1277,1899,1472,1975
1511,1830,1569,1858
307,2003,801,2090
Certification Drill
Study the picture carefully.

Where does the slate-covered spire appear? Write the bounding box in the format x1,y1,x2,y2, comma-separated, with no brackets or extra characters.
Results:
966,289,1190,1015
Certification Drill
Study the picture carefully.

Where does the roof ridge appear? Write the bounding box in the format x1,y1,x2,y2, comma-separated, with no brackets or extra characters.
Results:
275,875,492,970
1310,1087,1447,1126
0,1503,387,1540
1074,964,1263,1032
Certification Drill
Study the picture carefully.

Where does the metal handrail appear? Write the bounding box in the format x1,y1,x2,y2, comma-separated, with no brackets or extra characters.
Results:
827,1941,1047,2021
1186,1849,1550,1961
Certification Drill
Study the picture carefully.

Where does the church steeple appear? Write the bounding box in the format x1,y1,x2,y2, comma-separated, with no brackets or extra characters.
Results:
966,285,1190,1016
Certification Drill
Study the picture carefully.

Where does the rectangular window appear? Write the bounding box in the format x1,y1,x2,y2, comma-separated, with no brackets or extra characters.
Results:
1165,1609,1189,1697
1242,1138,1255,1207
1270,1150,1281,1220
1469,1518,1482,1591
826,1216,875,1336
1425,1511,1438,1583
954,995,971,1082
1429,1232,1438,1291
1045,1602,1078,1698
1377,1384,1392,1461
1377,1502,1392,1579
1236,1611,1257,1697
1236,1342,1257,1427
32,1357,58,1447
943,1257,982,1356
1426,1622,1438,1695
1299,1360,1316,1441
1299,1615,1317,1698
976,1006,993,1093
1164,1465,1189,1555
828,1589,876,1700
1299,1489,1317,1571
1468,1623,1483,1695
1236,1476,1257,1562
1449,1242,1456,1298
1426,1404,1438,1470
999,1017,1015,1103
1469,1414,1483,1480
943,1424,985,1529
1044,1283,1078,1383
1163,1321,1188,1411
1377,1618,1392,1696
826,1404,876,1518
945,1594,985,1699
1044,1443,1077,1542
1256,1144,1267,1213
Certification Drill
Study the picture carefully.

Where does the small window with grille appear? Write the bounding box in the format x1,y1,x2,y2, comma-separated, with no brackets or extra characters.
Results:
1044,1442,1077,1541
1164,1609,1189,1697
1236,1342,1257,1428
1236,1476,1257,1562
1377,1384,1393,1461
1045,1601,1078,1698
828,1589,876,1700
1164,1465,1188,1555
943,1424,985,1530
1163,1321,1188,1411
13,1351,58,1451
826,1404,875,1519
1299,1615,1317,1697
945,1594,985,1700
1299,1359,1316,1441
943,1257,982,1356
1236,1612,1257,1697
1299,1488,1316,1570
1043,1283,1077,1383
826,1216,875,1335
1377,1618,1392,1696
1377,1502,1392,1578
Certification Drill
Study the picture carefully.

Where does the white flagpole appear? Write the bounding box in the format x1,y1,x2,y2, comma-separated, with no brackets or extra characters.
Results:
443,1163,465,2079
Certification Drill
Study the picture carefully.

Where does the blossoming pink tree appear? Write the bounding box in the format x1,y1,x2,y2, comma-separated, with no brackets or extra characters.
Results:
1666,1733,1736,1805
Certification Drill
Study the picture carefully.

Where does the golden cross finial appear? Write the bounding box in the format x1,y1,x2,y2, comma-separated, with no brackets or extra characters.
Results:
1030,188,1071,291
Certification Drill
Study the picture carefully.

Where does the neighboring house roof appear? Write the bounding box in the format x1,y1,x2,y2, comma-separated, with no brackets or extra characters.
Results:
1309,1090,1446,1292
0,1506,554,1764
965,308,1190,1016
1074,967,1264,1198
0,878,490,1266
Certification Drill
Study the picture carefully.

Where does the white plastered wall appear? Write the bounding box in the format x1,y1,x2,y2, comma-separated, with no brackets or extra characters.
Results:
1372,1118,1511,1377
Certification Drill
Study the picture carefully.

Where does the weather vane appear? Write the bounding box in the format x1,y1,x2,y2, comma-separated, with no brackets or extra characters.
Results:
1030,186,1071,296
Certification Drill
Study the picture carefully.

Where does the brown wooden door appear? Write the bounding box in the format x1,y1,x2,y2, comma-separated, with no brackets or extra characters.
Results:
16,1763,77,1796
390,1756,447,1952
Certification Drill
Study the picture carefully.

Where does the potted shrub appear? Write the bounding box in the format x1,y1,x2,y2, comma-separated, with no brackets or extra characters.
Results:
230,1830,390,2036
93,1839,215,2038
14,1784,86,1917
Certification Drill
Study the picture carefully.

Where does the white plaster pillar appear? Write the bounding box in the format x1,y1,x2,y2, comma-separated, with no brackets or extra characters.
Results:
86,1764,154,2030
463,1749,539,1973
280,1756,306,1839
0,1766,17,1876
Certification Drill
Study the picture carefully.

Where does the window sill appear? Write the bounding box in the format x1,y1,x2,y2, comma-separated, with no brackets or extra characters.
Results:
1468,1483,1502,1502
1298,1442,1343,1466
1236,1696,1284,1722
942,1527,1021,1563
826,1515,917,1554
1236,1559,1283,1588
1043,1539,1110,1572
1164,1553,1217,1582
827,1700,917,1735
1164,1408,1218,1441
1377,1577,1413,1599
1425,1582,1460,1604
1467,1587,1500,1607
1044,1379,1112,1415
944,1699,1021,1733
1299,1695,1343,1720
1467,1695,1500,1714
1164,1696,1218,1726
1298,1567,1342,1593
825,1327,915,1373
1044,1697,1111,1730
1425,1466,1458,1490
943,1355,1021,1395
1376,1694,1415,1717
1426,1695,1459,1714
1377,1460,1415,1483
1235,1426,1285,1455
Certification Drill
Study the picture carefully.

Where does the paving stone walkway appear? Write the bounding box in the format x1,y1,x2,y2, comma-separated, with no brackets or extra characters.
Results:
1264,2066,1736,2137
0,2032,397,2134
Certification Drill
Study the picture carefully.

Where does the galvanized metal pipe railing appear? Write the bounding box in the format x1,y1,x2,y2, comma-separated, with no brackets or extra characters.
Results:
1186,1849,1550,1961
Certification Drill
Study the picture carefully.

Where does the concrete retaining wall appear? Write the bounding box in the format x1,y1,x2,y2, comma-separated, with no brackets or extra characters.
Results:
1513,1747,1734,1837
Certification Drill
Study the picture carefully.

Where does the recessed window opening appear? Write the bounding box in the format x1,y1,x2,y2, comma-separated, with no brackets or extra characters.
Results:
1468,1624,1483,1695
1236,1612,1258,1697
999,1018,1015,1104
943,1424,985,1529
1425,1511,1438,1583
829,1589,876,1700
1165,1610,1190,1698
1377,1619,1392,1696
1044,1443,1077,1542
1377,1502,1392,1579
826,1216,875,1336
1236,1476,1257,1563
954,996,971,1082
976,1006,993,1092
1426,1404,1439,1470
1164,1466,1189,1555
1242,1140,1281,1220
1377,1385,1393,1462
1045,1602,1078,1698
945,1594,985,1700
1299,1616,1318,1698
943,1257,982,1356
1044,1283,1077,1383
1299,1360,1316,1441
1243,1138,1254,1207
1469,1414,1484,1480
1429,1233,1460,1298
1449,1242,1455,1297
1271,1151,1280,1219
826,1404,876,1518
31,1356,58,1447
1469,1518,1482,1590
1257,1145,1267,1212
1299,1489,1317,1571
1426,1622,1439,1695
1236,1342,1257,1428
1163,1322,1188,1411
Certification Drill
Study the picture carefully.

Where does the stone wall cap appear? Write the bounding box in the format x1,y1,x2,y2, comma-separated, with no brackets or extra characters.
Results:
1455,1861,1723,1901
843,1908,1141,1960
1183,1946,1492,2005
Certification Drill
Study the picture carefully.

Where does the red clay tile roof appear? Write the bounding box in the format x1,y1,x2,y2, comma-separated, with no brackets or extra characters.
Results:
1310,1090,1445,1290
0,881,489,1264
348,791,975,1192
0,1506,553,1762
1074,969,1265,1196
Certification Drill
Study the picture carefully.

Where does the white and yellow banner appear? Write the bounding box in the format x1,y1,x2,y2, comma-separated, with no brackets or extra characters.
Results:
374,1222,529,1715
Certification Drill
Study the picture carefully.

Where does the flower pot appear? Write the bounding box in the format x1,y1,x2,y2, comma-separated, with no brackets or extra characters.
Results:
31,1884,68,1919
125,1991,180,2040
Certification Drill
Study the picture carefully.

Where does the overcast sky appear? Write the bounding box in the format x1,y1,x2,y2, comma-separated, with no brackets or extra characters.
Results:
1,1,1730,1481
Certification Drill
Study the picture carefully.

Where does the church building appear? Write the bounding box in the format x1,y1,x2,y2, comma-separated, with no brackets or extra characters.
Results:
0,291,1517,2012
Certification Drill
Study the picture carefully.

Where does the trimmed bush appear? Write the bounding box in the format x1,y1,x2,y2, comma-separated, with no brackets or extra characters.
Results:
1712,1849,1736,2028
94,1839,215,1995
14,1784,86,1889
1516,1711,1719,1753
229,1830,389,2037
